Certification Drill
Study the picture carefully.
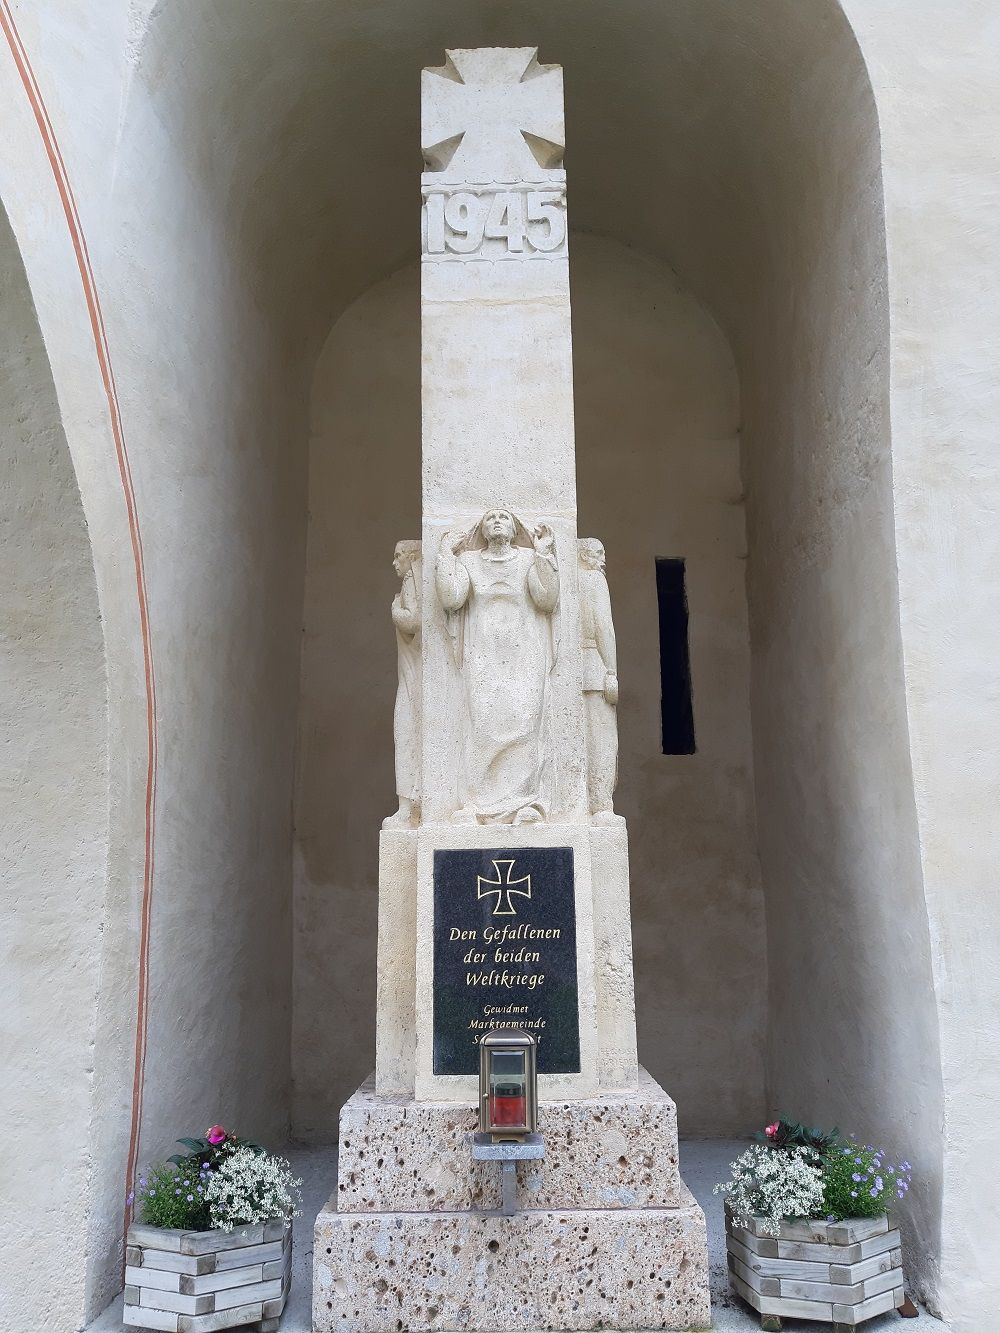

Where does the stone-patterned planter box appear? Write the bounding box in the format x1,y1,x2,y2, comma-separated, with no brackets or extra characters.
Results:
726,1209,904,1329
124,1219,291,1333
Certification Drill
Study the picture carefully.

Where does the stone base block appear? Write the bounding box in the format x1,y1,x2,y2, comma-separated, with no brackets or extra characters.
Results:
337,1066,681,1212
318,1071,708,1331
313,1193,710,1332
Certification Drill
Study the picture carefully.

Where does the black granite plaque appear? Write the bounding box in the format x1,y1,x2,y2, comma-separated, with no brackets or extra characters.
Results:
433,846,580,1076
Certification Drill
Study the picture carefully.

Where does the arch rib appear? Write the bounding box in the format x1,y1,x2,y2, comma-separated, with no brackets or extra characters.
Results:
0,0,158,1257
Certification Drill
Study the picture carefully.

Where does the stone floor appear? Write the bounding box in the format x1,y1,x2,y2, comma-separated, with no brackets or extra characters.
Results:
89,1140,948,1333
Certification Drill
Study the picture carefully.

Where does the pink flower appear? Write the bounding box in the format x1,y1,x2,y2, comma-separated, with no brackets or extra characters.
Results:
765,1122,780,1139
206,1125,228,1145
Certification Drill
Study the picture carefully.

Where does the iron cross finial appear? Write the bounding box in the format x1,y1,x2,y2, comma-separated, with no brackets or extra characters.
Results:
422,48,564,182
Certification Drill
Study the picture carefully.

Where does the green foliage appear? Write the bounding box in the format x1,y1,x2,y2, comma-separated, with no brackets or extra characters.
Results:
822,1140,912,1221
139,1161,213,1231
756,1116,842,1160
166,1133,263,1171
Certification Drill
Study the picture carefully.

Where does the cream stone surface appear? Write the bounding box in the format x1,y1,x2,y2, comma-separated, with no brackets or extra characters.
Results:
3,6,999,1330
590,825,640,1091
314,1194,710,1333
337,1069,679,1212
373,830,418,1097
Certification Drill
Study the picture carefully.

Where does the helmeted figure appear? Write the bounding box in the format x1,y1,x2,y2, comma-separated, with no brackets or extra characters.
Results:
578,538,620,823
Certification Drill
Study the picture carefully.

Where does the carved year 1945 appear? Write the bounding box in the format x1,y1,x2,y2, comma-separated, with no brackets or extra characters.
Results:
423,187,567,259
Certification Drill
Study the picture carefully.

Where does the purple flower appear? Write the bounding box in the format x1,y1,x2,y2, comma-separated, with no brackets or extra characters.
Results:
875,1177,884,1191
869,1187,879,1198
851,1191,858,1198
187,1194,194,1202
852,1173,863,1182
126,1192,135,1206
854,1157,863,1165
175,1189,181,1195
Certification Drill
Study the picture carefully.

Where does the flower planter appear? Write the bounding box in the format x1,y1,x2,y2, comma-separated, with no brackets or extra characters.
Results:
124,1218,291,1333
726,1209,905,1330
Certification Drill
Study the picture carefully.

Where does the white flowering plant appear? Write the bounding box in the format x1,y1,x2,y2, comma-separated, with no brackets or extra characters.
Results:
716,1119,916,1234
131,1123,303,1234
713,1143,826,1237
204,1144,303,1232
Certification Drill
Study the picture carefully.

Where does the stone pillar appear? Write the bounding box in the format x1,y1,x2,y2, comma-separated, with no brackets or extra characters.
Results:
316,48,710,1333
419,47,587,825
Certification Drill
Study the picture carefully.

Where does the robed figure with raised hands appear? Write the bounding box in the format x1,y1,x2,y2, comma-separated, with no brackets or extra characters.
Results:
436,507,559,825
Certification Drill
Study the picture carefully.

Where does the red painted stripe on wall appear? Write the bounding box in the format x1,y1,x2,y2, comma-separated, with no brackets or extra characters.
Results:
0,1,158,1256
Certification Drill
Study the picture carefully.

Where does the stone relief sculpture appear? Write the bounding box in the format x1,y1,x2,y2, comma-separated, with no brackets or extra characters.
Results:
384,540,422,828
436,507,559,825
578,538,621,823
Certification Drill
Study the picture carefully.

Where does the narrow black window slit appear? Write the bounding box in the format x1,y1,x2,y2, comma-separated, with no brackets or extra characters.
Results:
655,558,695,755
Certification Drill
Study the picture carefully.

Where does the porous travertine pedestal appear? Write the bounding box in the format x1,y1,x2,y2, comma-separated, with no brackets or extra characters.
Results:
314,1071,710,1332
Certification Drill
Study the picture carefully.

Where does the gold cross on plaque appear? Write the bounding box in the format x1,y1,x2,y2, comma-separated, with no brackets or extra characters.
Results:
476,859,532,916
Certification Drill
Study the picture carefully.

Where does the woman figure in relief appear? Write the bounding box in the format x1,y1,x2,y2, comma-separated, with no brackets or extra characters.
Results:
436,507,559,824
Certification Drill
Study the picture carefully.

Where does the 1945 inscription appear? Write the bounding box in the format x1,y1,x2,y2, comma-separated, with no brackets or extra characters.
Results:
433,846,580,1076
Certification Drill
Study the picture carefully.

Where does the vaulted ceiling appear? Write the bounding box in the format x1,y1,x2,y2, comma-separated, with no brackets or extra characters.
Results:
124,0,875,356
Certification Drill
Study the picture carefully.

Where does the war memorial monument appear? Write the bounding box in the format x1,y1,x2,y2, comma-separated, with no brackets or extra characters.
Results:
312,47,712,1332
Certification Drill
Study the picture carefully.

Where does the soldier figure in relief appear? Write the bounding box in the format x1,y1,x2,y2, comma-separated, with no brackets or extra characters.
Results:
436,507,559,825
578,538,621,824
384,540,422,828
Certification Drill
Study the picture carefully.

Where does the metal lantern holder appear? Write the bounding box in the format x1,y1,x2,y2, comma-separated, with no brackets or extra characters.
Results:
470,1028,545,1215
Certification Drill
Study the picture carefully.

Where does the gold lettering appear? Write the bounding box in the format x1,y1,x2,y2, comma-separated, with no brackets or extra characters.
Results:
494,947,541,964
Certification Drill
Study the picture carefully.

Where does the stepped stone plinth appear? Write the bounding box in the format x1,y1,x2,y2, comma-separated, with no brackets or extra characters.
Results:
314,1070,708,1332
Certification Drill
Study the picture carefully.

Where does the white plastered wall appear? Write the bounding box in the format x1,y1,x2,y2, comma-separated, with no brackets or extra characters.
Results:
103,43,305,1160
729,15,944,1303
293,235,765,1137
0,5,306,1324
0,204,109,1333
841,4,1000,1322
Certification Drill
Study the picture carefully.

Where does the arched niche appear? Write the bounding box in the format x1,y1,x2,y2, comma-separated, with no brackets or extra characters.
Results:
103,0,943,1309
294,236,765,1139
0,200,109,1331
